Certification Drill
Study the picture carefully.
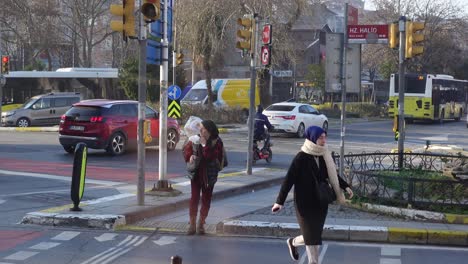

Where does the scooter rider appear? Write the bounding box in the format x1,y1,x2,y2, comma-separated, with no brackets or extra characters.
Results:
254,105,274,151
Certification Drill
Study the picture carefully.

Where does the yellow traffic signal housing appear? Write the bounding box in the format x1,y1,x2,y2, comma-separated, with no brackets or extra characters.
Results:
176,53,184,65
1,55,10,75
141,0,160,22
110,0,136,39
405,21,425,59
388,23,399,49
236,17,254,52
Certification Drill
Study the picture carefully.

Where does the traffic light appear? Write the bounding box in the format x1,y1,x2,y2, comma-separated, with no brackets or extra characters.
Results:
236,16,254,53
141,0,160,23
110,0,136,40
405,21,425,59
176,52,184,66
1,55,9,75
388,22,399,49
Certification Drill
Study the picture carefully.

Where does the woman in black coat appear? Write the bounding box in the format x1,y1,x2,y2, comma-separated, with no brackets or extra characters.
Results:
272,126,353,264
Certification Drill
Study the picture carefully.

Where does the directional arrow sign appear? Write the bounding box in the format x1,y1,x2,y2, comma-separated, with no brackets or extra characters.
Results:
94,233,117,242
153,236,177,246
168,99,181,118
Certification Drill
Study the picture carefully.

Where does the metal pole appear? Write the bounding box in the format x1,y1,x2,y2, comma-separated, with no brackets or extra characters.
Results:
137,0,147,205
191,49,195,85
246,11,257,175
172,3,177,85
157,0,169,189
398,16,406,169
339,4,349,178
0,28,4,126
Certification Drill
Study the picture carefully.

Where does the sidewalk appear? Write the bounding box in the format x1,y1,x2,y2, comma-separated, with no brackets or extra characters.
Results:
21,168,468,246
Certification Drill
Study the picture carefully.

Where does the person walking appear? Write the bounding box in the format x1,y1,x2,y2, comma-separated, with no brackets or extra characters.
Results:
271,126,353,263
183,120,224,235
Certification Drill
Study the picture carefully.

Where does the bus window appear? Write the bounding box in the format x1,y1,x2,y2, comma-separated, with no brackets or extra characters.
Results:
405,76,426,94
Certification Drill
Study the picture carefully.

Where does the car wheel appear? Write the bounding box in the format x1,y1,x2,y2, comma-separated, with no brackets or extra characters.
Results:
106,132,126,155
167,128,179,151
322,121,328,132
296,123,305,138
62,145,75,154
17,118,30,127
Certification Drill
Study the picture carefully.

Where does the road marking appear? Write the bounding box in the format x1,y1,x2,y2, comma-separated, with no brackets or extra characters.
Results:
319,244,328,263
81,235,147,264
29,242,61,250
0,199,5,205
83,193,135,205
0,169,122,186
381,247,401,256
52,231,80,241
380,259,401,264
153,236,177,246
94,233,118,242
4,251,39,261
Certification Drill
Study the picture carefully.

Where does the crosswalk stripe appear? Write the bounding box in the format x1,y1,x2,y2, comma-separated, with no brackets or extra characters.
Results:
29,242,61,250
4,251,39,261
81,235,147,264
52,231,80,241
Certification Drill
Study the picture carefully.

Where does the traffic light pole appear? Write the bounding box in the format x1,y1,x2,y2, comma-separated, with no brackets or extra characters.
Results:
339,3,349,179
0,29,4,129
137,0,147,205
157,0,169,189
246,12,257,175
397,16,406,169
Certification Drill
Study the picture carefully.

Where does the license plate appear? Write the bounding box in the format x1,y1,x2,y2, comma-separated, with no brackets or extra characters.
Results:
70,125,84,131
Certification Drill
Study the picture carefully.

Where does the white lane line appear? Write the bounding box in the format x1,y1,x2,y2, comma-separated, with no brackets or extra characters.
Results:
0,199,5,204
4,251,39,261
330,241,468,251
51,231,80,241
381,247,401,256
0,169,122,186
0,262,14,264
380,259,401,264
81,235,147,264
83,193,135,205
299,251,307,264
319,244,328,263
94,233,118,242
29,242,61,250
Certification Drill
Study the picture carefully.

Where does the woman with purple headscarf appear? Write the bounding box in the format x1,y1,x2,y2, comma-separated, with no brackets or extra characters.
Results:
272,126,353,264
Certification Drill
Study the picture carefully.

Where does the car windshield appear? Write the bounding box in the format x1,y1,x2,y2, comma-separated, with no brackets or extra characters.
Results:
183,89,207,101
265,105,296,112
22,97,39,109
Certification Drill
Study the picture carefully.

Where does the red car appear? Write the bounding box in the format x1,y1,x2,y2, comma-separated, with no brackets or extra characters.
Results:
59,99,180,155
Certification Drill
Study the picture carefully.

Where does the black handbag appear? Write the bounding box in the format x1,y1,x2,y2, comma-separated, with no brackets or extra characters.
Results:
317,180,337,205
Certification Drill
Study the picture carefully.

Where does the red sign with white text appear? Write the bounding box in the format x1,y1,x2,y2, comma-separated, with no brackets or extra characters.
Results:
347,25,388,39
348,5,358,25
262,24,272,45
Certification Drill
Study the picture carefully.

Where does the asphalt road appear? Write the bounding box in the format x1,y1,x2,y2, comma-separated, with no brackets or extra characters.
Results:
0,231,467,264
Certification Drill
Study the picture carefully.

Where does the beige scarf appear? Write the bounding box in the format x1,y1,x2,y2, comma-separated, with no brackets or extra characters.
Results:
301,139,346,204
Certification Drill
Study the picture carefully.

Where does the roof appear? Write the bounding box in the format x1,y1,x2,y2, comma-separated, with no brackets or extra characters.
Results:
75,99,138,107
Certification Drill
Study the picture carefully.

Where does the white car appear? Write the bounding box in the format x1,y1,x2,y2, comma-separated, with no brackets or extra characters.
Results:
263,102,328,138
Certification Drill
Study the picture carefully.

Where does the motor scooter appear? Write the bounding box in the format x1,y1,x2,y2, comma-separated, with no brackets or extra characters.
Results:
253,131,273,164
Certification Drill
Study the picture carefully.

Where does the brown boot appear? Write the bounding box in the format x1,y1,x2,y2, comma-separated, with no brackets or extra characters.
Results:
197,216,206,235
187,216,196,235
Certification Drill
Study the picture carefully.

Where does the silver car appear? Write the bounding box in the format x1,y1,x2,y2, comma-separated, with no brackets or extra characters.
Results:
1,93,82,127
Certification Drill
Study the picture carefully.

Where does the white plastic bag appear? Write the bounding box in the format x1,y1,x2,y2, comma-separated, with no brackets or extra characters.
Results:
184,116,203,137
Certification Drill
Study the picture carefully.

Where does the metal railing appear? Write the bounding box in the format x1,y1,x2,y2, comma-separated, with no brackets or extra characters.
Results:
333,152,468,211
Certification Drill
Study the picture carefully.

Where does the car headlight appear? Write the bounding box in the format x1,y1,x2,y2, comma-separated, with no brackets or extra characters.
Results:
3,111,15,117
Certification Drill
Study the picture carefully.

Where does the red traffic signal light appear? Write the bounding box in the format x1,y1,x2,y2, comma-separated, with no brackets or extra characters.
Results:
1,55,10,74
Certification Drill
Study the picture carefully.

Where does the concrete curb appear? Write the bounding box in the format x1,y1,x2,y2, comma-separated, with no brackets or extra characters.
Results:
21,172,284,230
0,126,59,132
219,220,468,246
353,203,468,225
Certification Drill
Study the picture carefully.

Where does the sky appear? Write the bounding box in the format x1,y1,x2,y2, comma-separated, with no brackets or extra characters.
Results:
364,0,468,15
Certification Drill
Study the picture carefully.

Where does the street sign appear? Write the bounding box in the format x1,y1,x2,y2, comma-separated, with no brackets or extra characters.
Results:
168,85,181,100
273,70,292,77
261,45,271,66
168,99,181,118
347,25,388,44
262,24,272,45
348,5,358,25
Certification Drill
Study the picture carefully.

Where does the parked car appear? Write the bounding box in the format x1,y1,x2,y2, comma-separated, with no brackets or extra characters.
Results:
1,92,82,127
58,99,180,155
263,102,328,138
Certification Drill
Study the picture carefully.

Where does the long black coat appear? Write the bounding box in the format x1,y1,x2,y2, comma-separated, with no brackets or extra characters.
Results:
275,151,349,245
